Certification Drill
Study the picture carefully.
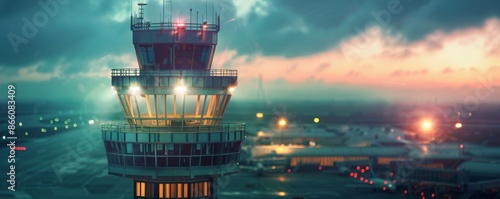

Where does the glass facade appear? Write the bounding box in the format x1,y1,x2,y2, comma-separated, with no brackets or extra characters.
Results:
105,141,242,167
136,44,214,70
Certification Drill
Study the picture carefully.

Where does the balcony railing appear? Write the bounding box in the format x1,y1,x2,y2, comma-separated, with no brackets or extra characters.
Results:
101,122,245,134
131,21,219,32
111,69,237,77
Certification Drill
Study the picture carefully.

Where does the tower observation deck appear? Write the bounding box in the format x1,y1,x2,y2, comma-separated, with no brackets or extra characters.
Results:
102,3,245,199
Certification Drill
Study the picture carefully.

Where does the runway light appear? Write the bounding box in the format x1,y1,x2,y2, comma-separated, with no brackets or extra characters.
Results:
88,120,95,125
54,127,58,131
73,123,78,128
421,120,432,131
129,86,140,95
55,118,59,122
278,118,287,128
360,177,364,181
455,122,462,129
65,125,69,129
364,179,368,183
174,85,187,94
256,112,264,118
313,117,320,123
365,166,369,171
369,180,373,185
18,122,22,127
356,166,360,170
24,132,28,136
361,169,365,173
41,128,47,133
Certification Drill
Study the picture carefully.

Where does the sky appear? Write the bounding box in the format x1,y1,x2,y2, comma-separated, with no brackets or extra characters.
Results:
1,0,500,106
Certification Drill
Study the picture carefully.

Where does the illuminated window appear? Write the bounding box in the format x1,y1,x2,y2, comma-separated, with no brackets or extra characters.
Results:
177,183,182,198
165,183,170,198
140,182,145,197
184,183,188,198
171,184,176,198
136,182,140,196
159,183,163,198
203,182,208,196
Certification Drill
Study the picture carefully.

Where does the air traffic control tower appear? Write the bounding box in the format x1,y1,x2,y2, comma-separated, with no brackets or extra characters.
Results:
101,3,244,198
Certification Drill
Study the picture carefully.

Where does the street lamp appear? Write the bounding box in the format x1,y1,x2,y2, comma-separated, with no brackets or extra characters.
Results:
455,122,463,158
277,117,287,145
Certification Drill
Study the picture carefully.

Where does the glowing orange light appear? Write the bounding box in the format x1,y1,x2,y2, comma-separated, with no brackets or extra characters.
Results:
278,118,287,127
421,120,433,131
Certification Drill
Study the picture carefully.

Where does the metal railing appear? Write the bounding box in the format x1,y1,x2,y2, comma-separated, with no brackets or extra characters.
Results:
131,21,219,32
101,122,245,134
111,69,237,77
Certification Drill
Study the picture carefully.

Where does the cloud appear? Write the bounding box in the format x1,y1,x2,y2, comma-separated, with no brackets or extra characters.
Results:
442,67,454,74
0,64,62,83
224,0,500,57
347,70,361,76
390,69,428,77
317,62,330,72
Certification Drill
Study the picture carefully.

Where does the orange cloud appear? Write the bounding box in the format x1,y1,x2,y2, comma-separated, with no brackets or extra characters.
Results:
215,18,500,102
